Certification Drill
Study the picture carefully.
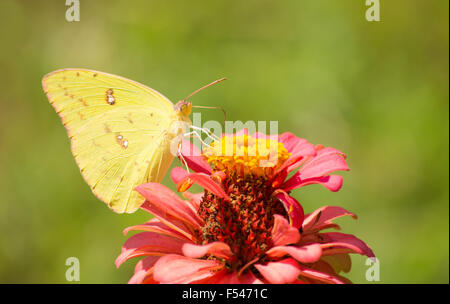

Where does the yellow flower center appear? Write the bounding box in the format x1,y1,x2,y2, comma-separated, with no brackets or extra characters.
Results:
203,134,291,177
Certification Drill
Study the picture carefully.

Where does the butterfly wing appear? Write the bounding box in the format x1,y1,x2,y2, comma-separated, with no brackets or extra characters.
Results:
42,69,183,213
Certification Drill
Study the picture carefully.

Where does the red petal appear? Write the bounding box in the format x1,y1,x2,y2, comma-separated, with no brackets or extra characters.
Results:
273,190,304,229
320,232,375,258
178,173,229,200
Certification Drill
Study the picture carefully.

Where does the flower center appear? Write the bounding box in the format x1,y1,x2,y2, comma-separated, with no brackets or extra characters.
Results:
203,134,290,178
197,173,288,270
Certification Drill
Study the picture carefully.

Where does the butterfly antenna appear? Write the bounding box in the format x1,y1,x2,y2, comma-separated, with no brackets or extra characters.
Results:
184,78,227,101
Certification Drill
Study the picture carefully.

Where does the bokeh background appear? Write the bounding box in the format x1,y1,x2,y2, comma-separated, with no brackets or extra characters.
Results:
0,0,448,283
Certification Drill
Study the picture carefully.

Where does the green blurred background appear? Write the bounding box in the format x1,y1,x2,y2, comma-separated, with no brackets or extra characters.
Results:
0,0,448,283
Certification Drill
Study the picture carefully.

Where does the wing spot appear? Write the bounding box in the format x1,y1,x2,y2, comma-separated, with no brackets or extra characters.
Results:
76,72,80,77
93,73,98,77
79,98,88,106
104,124,111,133
116,134,129,149
106,89,116,105
127,113,133,124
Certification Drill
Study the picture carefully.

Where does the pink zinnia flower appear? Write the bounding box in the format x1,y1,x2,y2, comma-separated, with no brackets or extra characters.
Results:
116,130,374,283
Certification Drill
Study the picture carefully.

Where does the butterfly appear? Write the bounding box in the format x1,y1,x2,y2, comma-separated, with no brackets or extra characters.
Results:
42,69,222,213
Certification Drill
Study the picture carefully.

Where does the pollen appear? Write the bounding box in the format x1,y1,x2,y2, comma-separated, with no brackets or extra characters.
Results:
203,134,290,177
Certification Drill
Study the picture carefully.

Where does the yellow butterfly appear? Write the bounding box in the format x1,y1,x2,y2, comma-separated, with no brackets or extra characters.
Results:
42,68,221,213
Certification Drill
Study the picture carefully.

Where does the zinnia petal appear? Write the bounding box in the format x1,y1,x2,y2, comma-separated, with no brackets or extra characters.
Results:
273,190,304,229
177,172,229,200
123,218,191,241
298,264,346,284
136,183,202,228
170,167,189,185
179,139,212,174
282,174,344,192
128,256,159,284
302,206,357,232
254,258,301,284
299,151,349,179
182,242,234,260
266,244,322,264
320,232,375,258
271,214,301,246
116,232,188,268
153,254,223,284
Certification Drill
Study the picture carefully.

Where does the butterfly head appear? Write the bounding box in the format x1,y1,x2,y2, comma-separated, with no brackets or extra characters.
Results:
174,100,192,117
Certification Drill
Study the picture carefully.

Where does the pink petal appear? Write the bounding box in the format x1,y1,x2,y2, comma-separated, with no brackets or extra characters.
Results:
302,206,357,232
182,192,203,211
177,173,229,200
279,133,311,154
153,254,223,284
238,271,265,284
298,264,346,284
278,133,316,173
266,244,322,263
182,242,233,260
128,270,151,284
320,232,375,258
123,218,190,241
129,256,159,284
136,183,202,228
315,146,346,159
299,152,349,180
192,269,242,284
254,258,301,284
271,214,301,246
115,232,188,268
282,174,344,192
171,167,189,185
141,202,195,240
273,190,304,229
179,139,212,174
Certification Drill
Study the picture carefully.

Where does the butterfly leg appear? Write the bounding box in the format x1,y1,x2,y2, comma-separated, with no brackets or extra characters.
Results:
183,131,213,149
189,125,219,142
177,140,191,174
